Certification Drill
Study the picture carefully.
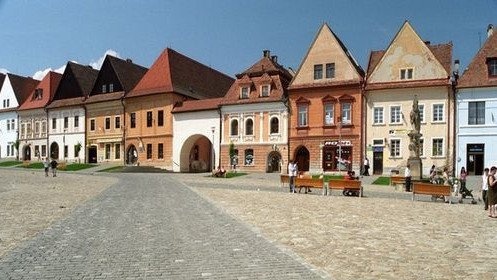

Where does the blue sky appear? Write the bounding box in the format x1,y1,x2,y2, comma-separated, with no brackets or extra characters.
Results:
0,0,496,79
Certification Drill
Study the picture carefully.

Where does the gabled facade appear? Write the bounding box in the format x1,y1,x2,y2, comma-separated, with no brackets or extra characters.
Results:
17,71,62,161
0,73,39,159
46,62,98,162
220,50,292,172
85,55,147,164
455,25,497,175
288,23,364,173
365,21,453,175
124,48,233,169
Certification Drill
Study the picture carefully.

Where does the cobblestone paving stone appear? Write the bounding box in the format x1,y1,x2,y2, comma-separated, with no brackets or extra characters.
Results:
0,171,327,280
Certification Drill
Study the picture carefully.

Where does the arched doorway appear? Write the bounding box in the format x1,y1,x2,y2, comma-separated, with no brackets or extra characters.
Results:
267,151,281,173
50,142,59,160
294,146,310,172
23,145,31,161
126,145,138,165
179,134,213,172
88,146,97,163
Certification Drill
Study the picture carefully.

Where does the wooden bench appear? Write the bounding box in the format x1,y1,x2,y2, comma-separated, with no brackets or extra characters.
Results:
412,182,451,203
328,179,363,197
280,174,290,188
390,176,406,190
294,177,323,194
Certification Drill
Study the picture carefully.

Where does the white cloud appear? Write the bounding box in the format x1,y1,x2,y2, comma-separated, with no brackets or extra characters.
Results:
0,68,8,74
31,49,121,80
89,49,121,70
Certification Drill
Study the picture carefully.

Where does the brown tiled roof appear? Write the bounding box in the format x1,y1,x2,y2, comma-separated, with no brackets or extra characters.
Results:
127,48,234,99
47,96,85,109
109,56,148,92
19,72,62,111
367,43,452,79
365,79,449,90
49,62,98,108
221,53,292,106
7,73,40,105
458,31,497,88
85,91,124,104
172,97,223,113
0,73,5,90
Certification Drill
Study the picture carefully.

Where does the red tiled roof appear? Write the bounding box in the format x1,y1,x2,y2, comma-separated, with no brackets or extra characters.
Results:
172,97,223,113
458,30,497,88
18,72,62,111
7,73,40,105
127,48,234,99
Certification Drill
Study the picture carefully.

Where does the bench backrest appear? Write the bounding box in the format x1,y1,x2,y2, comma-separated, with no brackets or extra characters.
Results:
280,174,290,184
413,182,450,196
391,176,405,182
295,177,323,187
329,179,361,188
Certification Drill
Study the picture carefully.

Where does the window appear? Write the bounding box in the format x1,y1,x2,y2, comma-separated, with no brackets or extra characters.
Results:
52,118,57,130
419,138,424,157
41,145,46,157
147,111,153,127
240,87,249,99
245,119,254,135
261,85,270,97
115,143,120,159
64,145,68,158
373,107,384,124
244,149,254,165
2,99,5,108
74,144,79,158
26,123,32,138
270,117,279,134
341,103,351,124
7,145,10,156
105,144,111,160
468,101,485,125
6,120,10,130
488,58,497,76
390,106,401,124
11,119,15,130
35,122,40,136
35,88,43,100
432,104,444,122
64,117,69,129
400,68,413,80
105,117,111,130
102,84,107,93
6,99,9,107
419,104,425,123
325,63,335,78
432,138,444,157
20,124,25,139
115,116,121,129
109,83,114,92
324,103,334,125
158,143,164,159
390,139,401,158
74,116,79,128
130,113,136,128
147,143,152,159
314,64,323,79
230,119,238,136
157,110,164,127
298,104,308,127
34,145,40,157
90,119,96,131
41,121,46,136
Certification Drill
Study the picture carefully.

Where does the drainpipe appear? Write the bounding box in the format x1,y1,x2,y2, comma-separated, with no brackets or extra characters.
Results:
121,95,126,166
44,107,49,160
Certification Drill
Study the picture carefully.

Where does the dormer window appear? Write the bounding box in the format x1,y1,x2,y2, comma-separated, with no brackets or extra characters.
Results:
102,84,107,93
260,85,270,97
109,83,114,92
240,87,249,99
326,63,335,78
400,68,413,80
34,89,43,100
314,64,323,80
487,58,497,77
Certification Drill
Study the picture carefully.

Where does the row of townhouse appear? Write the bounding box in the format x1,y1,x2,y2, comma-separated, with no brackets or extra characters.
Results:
0,21,496,176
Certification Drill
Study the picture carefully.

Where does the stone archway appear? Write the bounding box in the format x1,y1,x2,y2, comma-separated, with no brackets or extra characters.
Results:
294,145,310,172
50,142,59,160
126,144,138,165
267,151,281,173
179,134,213,173
22,145,31,161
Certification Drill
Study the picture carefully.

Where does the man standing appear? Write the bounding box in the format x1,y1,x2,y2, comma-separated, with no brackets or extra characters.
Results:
50,159,58,177
288,160,298,193
363,157,370,176
405,164,412,192
43,158,49,177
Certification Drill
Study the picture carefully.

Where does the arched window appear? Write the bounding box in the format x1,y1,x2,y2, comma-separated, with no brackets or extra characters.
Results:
230,119,238,136
245,119,254,135
270,117,279,134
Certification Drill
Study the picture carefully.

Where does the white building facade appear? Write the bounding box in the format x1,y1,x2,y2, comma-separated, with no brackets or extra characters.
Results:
47,106,86,162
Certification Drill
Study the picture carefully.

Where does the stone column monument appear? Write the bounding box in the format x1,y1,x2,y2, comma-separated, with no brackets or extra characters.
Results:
408,95,422,179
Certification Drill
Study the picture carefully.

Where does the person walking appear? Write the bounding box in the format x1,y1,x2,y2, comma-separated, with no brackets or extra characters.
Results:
363,157,370,176
43,158,49,177
487,166,497,218
50,159,58,177
482,168,489,211
459,167,467,194
288,160,298,193
404,164,412,192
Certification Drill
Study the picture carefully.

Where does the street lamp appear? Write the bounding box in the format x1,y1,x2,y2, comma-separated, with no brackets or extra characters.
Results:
211,126,215,170
63,128,67,161
337,116,342,173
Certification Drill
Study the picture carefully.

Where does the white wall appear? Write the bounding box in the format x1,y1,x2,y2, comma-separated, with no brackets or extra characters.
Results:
0,76,20,159
47,107,86,162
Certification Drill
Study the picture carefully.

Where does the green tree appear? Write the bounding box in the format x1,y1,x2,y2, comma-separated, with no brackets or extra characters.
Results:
13,139,20,160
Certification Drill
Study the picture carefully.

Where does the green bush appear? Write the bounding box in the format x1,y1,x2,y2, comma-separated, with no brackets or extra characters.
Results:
0,161,22,167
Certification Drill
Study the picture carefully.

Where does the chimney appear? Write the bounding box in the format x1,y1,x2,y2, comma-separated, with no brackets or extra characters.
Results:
488,24,494,38
424,41,431,45
271,55,278,63
263,49,270,58
126,58,133,63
